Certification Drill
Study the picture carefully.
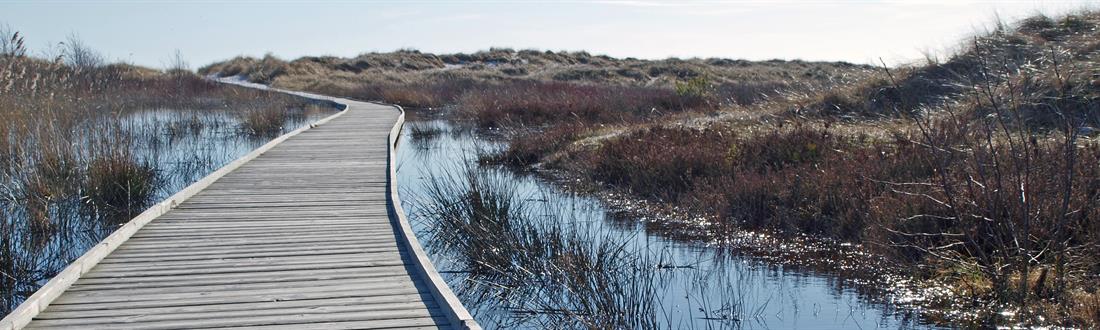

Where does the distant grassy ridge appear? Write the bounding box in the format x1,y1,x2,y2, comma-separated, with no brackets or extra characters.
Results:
202,11,1100,327
201,48,870,89
199,48,875,122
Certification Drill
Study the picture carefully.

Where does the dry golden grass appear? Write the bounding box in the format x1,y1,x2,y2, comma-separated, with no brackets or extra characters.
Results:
200,48,876,110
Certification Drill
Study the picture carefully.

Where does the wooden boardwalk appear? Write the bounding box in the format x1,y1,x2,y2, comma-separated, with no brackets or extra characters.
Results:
2,93,478,329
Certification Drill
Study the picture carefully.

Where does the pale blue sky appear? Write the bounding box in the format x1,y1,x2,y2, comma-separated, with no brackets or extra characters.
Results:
1,0,1096,69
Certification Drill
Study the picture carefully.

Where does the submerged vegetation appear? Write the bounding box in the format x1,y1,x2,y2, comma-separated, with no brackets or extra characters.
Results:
0,28,329,312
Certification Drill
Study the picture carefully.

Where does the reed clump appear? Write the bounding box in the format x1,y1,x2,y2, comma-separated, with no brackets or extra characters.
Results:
406,121,443,141
81,150,158,220
238,108,288,136
417,166,659,329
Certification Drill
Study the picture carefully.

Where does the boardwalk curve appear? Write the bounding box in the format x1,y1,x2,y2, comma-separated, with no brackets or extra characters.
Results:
0,87,479,330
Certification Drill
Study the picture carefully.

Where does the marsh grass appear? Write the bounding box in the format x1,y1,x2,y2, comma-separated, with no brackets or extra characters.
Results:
416,165,662,329
163,113,206,139
491,124,582,167
407,121,444,141
81,147,158,221
455,81,711,128
237,107,289,136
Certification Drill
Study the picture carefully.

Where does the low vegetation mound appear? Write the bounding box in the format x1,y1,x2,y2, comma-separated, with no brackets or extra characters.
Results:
800,11,1100,124
200,48,875,111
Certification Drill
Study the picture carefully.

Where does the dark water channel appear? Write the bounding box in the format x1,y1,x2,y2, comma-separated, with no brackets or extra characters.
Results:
397,114,943,329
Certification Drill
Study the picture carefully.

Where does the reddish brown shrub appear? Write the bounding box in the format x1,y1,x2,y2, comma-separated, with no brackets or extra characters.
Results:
456,81,711,128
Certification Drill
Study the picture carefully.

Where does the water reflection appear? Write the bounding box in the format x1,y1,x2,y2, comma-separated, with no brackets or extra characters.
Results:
397,116,942,329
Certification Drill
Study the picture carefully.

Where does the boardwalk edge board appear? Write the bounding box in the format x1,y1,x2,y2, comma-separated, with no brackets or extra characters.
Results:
385,105,481,330
0,93,348,330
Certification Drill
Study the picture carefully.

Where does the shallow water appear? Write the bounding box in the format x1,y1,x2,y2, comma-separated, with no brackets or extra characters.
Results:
0,106,335,313
397,117,943,329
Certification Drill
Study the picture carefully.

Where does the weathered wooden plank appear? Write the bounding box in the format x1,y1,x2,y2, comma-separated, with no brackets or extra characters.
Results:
65,275,409,295
79,259,408,279
152,214,390,222
27,308,445,330
206,316,452,330
109,243,401,259
69,266,411,290
155,209,389,218
114,233,399,250
132,223,382,234
100,247,400,264
87,253,407,274
36,295,434,319
34,304,442,326
126,229,398,242
127,229,393,240
52,280,424,305
48,286,431,312
59,279,425,302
